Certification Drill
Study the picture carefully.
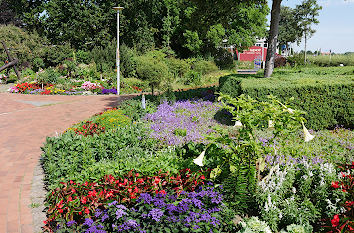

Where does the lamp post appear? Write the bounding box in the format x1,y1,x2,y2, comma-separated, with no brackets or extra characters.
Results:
113,7,123,95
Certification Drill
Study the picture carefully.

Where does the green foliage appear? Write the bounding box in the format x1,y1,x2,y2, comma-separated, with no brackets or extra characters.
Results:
192,60,219,75
218,67,354,130
120,44,138,79
18,0,268,57
308,54,354,67
256,163,343,231
76,50,91,64
183,70,202,85
203,94,305,213
286,54,305,67
165,57,191,79
32,57,45,72
214,48,234,70
135,55,170,94
236,216,272,233
43,44,74,67
37,67,61,84
90,41,116,74
0,25,45,67
41,123,183,189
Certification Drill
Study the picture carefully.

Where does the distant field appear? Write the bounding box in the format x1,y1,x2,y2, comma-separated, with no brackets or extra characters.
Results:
307,54,354,66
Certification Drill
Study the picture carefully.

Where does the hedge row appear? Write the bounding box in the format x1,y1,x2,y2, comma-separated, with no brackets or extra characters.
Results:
219,72,354,130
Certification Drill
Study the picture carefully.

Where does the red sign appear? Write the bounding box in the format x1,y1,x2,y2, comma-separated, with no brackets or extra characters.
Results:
236,46,267,61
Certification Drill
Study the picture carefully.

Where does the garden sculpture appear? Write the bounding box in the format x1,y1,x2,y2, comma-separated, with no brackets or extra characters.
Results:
0,41,21,80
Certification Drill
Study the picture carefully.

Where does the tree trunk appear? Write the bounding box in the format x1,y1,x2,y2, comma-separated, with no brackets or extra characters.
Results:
264,0,282,78
304,30,307,64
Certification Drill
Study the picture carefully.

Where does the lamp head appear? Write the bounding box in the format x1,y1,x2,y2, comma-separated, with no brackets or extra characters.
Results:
113,7,124,11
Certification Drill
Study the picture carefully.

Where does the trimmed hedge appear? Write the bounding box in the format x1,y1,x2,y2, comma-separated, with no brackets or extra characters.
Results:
219,70,354,130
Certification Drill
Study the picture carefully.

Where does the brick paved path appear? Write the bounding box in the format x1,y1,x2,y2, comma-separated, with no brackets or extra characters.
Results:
0,93,133,233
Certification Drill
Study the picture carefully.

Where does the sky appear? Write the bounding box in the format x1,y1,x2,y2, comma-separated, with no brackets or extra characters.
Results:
268,0,354,53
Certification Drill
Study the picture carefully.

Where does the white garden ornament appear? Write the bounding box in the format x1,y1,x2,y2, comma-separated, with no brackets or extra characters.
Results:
193,150,205,167
302,121,315,142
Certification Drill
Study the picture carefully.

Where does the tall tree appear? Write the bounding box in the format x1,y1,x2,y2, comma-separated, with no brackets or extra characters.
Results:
264,0,282,78
295,0,322,63
278,6,301,53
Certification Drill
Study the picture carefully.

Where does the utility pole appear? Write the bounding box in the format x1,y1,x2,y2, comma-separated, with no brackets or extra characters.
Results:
113,7,123,95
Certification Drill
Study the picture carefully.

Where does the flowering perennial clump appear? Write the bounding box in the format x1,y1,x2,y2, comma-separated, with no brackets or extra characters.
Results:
60,184,234,232
144,100,221,145
81,81,103,91
44,169,206,231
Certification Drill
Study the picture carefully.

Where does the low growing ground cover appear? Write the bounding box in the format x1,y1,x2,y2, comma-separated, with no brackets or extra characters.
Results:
41,88,353,232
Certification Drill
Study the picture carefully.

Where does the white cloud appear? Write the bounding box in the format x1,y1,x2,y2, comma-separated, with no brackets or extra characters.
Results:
319,0,354,6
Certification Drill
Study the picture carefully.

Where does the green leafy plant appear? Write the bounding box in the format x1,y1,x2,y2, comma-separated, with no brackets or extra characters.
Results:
199,93,305,213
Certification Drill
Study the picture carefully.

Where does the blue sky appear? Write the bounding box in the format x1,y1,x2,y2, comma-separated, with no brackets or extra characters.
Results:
268,0,354,53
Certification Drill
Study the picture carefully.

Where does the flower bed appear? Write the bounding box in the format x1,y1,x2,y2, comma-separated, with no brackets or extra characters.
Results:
41,88,353,232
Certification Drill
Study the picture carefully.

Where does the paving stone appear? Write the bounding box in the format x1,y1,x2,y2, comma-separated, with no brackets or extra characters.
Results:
0,93,133,232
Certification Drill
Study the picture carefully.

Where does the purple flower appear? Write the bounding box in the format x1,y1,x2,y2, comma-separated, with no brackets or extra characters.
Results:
95,209,102,218
115,208,127,219
83,218,94,227
148,208,164,222
66,220,77,227
101,214,109,222
138,193,153,204
144,100,221,146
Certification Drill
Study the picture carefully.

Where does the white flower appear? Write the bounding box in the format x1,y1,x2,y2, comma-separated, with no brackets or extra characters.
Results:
292,187,296,193
193,150,205,166
286,108,294,114
302,122,315,142
234,120,243,127
268,120,274,128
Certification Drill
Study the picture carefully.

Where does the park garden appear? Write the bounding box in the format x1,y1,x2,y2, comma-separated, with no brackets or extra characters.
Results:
0,0,353,232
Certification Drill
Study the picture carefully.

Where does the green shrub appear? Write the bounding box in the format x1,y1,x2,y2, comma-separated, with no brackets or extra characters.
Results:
183,70,202,85
32,58,45,72
165,57,191,79
135,55,170,94
214,48,234,69
42,123,182,189
287,54,305,67
43,44,74,67
37,67,61,84
120,44,138,79
192,60,219,75
218,70,354,130
75,50,91,64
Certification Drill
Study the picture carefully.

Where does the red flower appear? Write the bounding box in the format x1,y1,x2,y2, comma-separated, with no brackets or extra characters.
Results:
346,201,354,207
88,190,97,197
331,214,340,227
135,173,140,177
159,190,166,195
154,177,161,184
331,181,339,189
58,209,63,213
137,178,144,184
81,196,87,204
84,207,90,215
200,175,205,180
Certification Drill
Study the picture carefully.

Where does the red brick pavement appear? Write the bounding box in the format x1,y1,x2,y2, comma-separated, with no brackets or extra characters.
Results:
0,93,133,233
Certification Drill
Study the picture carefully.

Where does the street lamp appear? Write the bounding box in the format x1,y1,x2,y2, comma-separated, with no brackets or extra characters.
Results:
113,7,123,95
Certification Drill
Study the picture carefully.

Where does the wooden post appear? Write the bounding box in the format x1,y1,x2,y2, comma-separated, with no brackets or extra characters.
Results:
1,41,20,80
